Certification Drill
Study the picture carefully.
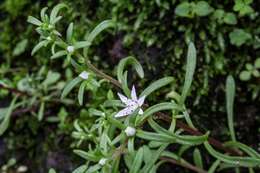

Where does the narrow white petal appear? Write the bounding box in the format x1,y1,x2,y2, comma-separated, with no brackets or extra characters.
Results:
131,85,138,101
138,109,144,115
137,95,146,106
117,93,129,105
114,105,138,118
114,107,131,118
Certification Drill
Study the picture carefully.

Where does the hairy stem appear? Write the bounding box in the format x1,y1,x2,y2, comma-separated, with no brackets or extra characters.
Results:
85,60,121,88
76,52,121,88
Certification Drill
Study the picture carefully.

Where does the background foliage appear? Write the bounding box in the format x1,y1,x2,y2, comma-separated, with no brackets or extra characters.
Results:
0,0,260,172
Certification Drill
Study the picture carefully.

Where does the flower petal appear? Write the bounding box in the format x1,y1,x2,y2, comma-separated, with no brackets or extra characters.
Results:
131,85,138,101
137,95,146,106
118,93,130,105
114,106,137,118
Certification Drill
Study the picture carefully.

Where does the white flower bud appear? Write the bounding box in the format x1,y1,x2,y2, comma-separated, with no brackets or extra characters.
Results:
124,126,136,137
47,36,52,41
17,165,28,173
79,71,89,80
98,158,107,166
67,45,75,53
138,109,143,115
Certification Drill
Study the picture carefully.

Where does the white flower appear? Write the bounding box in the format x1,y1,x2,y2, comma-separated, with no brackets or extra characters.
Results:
67,45,75,53
79,71,89,80
124,126,136,137
115,85,146,118
98,158,107,166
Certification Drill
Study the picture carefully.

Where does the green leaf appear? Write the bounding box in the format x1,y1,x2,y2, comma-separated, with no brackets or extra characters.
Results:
66,23,74,43
224,141,260,159
50,3,67,25
40,7,48,22
100,132,110,152
78,82,86,105
85,20,115,44
50,50,67,59
183,110,195,129
117,56,144,83
208,160,221,173
103,100,124,108
31,40,49,55
245,0,253,4
249,168,255,173
72,165,88,173
148,118,209,145
84,20,115,56
111,157,120,173
175,2,191,18
86,164,101,173
129,147,144,173
178,145,192,157
229,29,252,46
51,16,62,25
107,115,126,130
254,58,260,68
127,138,135,154
140,77,174,97
0,96,17,136
143,146,152,165
181,42,197,104
224,13,237,25
142,145,166,172
74,41,91,49
13,39,28,56
136,102,179,125
27,16,42,26
204,142,260,167
61,77,82,99
246,63,254,70
111,156,121,173
239,71,251,81
194,1,213,16
226,75,236,142
89,108,104,117
252,70,260,77
218,162,244,171
73,150,99,162
136,130,175,143
121,71,131,97
37,101,45,121
42,71,60,87
0,108,8,120
193,148,204,169
239,5,254,16
149,160,166,173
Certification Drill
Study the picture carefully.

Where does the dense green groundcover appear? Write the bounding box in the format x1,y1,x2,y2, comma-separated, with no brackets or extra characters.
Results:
0,0,260,172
